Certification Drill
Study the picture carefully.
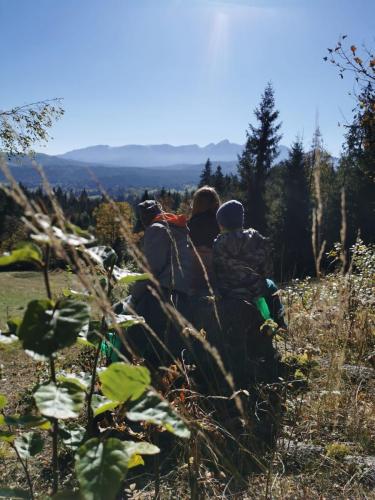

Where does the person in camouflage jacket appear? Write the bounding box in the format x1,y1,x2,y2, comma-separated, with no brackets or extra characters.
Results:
213,200,272,301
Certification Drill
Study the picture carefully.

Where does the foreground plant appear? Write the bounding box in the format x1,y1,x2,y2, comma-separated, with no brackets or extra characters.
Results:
0,223,190,499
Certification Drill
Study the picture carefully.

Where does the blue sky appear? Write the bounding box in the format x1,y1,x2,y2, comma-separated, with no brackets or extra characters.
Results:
1,0,374,156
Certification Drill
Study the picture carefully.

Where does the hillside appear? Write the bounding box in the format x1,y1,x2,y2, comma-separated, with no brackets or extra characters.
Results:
3,154,237,190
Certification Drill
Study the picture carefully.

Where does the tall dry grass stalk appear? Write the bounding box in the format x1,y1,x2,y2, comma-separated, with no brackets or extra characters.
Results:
311,145,327,278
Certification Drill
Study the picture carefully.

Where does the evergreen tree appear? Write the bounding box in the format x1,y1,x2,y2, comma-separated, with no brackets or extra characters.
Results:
238,83,281,232
238,83,282,233
199,158,213,187
283,139,312,276
213,165,225,194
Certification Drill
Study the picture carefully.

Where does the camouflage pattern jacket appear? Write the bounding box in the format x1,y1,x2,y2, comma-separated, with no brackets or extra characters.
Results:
213,228,272,301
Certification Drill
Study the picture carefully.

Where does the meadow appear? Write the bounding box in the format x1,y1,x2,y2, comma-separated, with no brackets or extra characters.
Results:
0,271,72,330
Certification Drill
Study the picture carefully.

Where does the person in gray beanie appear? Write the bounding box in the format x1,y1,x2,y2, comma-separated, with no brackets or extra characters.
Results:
213,200,286,328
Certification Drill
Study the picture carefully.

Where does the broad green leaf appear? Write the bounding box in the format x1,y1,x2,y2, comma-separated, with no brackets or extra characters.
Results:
0,488,30,499
113,267,150,284
99,363,150,403
86,246,118,270
127,392,190,439
34,381,85,420
5,415,51,430
75,437,129,500
59,423,85,450
63,288,91,301
0,430,15,443
0,242,43,267
57,371,91,391
122,440,160,457
32,217,95,247
18,298,90,356
0,394,7,410
0,415,4,425
14,432,44,459
110,314,145,329
65,223,96,245
91,394,120,417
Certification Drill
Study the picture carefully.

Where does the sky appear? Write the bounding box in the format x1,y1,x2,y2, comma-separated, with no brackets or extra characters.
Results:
1,0,374,156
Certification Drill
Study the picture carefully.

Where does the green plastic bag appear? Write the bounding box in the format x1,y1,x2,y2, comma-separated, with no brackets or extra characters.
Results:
255,296,271,321
100,331,122,364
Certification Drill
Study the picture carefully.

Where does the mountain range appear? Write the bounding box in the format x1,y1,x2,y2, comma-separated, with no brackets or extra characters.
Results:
2,141,290,191
59,140,289,167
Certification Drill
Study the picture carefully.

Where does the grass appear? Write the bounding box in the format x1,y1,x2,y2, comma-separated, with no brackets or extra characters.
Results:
0,270,75,329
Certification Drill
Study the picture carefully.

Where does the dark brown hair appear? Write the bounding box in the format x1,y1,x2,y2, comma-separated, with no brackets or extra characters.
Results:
191,186,221,216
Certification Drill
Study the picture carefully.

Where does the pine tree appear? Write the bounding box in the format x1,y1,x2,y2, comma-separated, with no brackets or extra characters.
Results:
213,165,225,194
238,83,282,233
199,158,213,187
283,139,312,276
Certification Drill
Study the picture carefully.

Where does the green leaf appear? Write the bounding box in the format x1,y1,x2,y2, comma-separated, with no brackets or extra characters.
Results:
91,394,120,417
0,242,43,267
34,381,85,420
0,430,15,443
122,440,159,458
127,392,190,439
86,246,118,270
99,363,150,403
113,268,150,284
59,423,85,450
32,217,95,247
6,317,22,335
18,298,90,356
4,415,51,430
110,314,145,329
0,488,30,499
57,371,91,391
14,432,44,459
75,438,129,500
0,394,8,410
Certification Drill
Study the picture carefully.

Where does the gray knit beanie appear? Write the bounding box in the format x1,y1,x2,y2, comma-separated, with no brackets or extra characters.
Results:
216,200,244,230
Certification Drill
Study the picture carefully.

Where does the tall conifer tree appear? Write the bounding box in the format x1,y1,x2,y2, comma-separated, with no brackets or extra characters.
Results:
213,165,225,194
238,83,282,233
284,138,312,275
199,158,213,187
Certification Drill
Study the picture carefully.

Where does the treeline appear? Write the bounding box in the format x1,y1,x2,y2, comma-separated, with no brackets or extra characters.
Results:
0,183,191,264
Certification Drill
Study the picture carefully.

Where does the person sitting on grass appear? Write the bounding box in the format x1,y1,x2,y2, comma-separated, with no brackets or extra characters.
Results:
188,186,221,294
118,199,193,369
213,200,286,329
